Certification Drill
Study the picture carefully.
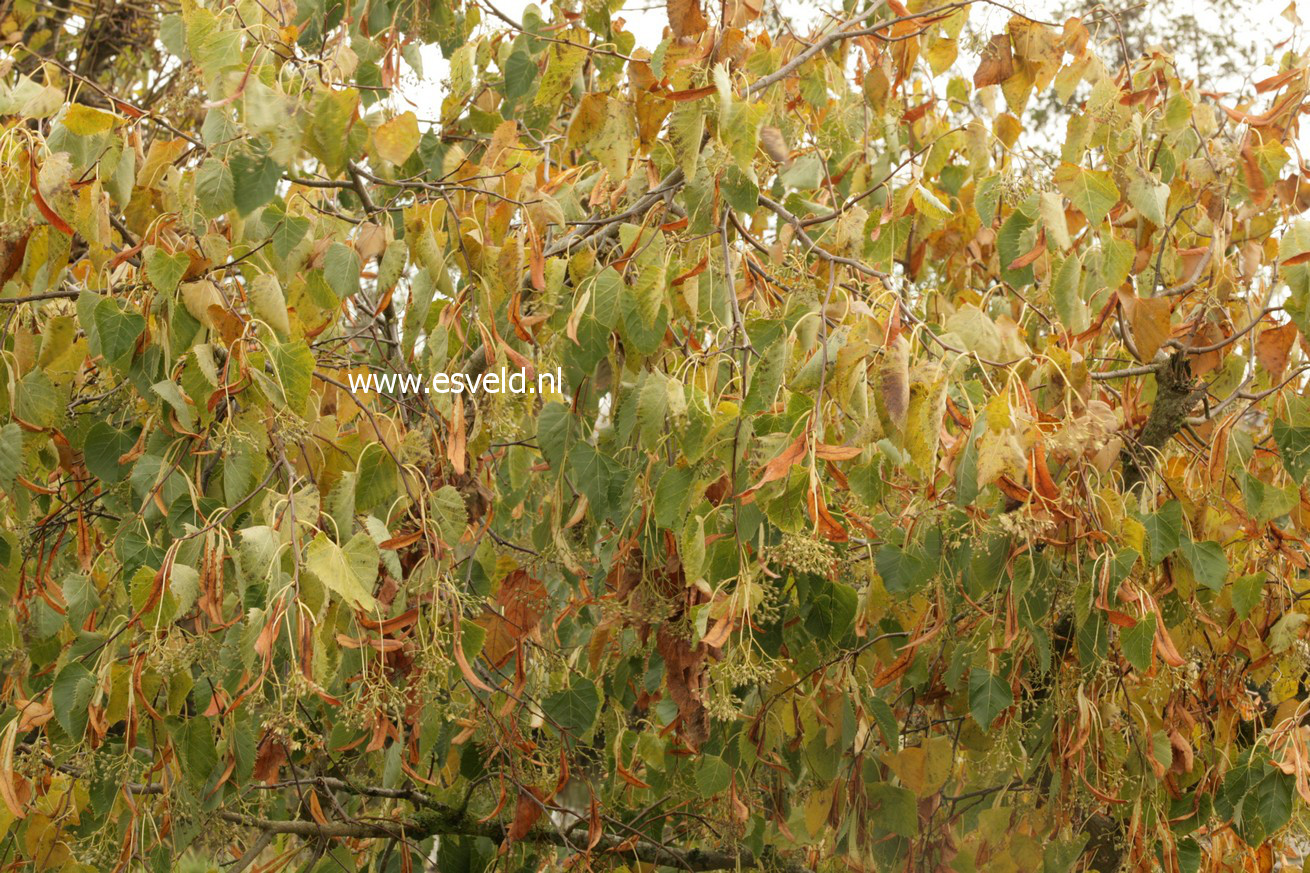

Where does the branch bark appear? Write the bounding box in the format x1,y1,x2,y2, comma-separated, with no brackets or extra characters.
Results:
219,804,813,873
1119,351,1206,491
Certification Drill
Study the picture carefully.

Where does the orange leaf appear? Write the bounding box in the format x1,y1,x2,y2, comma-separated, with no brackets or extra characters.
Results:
453,617,497,693
0,723,27,820
741,428,809,496
448,393,467,475
14,698,53,732
378,530,424,550
666,0,708,37
1124,293,1172,362
806,485,849,542
665,85,717,102
506,789,545,842
616,761,652,789
1153,615,1186,667
1007,229,1046,270
996,475,1031,504
814,443,862,461
1256,321,1298,378
1029,443,1060,500
28,152,75,236
1255,67,1305,92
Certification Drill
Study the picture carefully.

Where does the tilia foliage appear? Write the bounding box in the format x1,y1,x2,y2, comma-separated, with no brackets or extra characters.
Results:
3,0,1310,870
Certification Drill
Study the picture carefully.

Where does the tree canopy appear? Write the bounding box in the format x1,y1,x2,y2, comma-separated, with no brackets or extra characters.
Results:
3,0,1310,870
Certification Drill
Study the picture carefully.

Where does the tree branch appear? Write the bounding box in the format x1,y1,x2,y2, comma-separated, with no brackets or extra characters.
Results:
219,803,814,873
1119,351,1206,491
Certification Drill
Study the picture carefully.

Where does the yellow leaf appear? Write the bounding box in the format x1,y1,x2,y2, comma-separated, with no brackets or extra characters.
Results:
884,736,953,796
180,280,224,327
904,361,947,478
374,111,420,165
925,37,958,75
803,787,833,837
63,103,118,135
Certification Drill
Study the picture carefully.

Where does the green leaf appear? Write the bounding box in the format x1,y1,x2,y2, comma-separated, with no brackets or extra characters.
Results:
15,370,57,428
968,667,1012,730
306,88,360,174
324,242,362,301
53,662,97,738
431,485,467,545
1231,572,1266,620
305,532,378,611
270,340,315,415
503,50,536,102
1120,613,1155,673
1177,539,1227,590
635,371,669,449
230,145,281,215
271,212,312,261
181,719,218,788
1241,471,1299,522
975,174,1001,226
1248,769,1295,843
1052,252,1087,332
721,165,758,213
1127,164,1168,226
744,336,786,414
0,422,21,493
1273,419,1310,483
681,514,705,584
996,210,1036,286
668,101,704,181
1054,162,1120,227
152,379,196,432
567,442,612,517
194,159,234,218
536,402,572,470
355,443,398,512
1043,835,1090,873
868,783,918,837
1097,231,1135,292
92,295,145,365
542,677,601,737
222,440,258,504
653,466,693,530
1141,499,1184,565
695,755,731,797
876,543,932,595
805,580,858,643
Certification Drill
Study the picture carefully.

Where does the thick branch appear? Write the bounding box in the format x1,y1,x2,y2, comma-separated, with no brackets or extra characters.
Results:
220,804,813,873
1119,352,1205,491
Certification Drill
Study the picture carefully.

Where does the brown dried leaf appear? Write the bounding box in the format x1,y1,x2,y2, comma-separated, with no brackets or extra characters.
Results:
667,0,708,38
655,624,709,750
479,569,549,668
878,335,910,436
973,34,1015,87
1256,321,1299,379
760,125,790,164
507,789,545,842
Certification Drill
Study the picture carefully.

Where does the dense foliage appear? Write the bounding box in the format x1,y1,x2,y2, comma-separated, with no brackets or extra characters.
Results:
3,0,1310,870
